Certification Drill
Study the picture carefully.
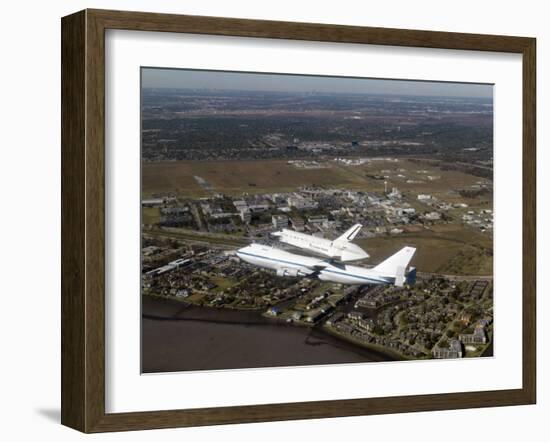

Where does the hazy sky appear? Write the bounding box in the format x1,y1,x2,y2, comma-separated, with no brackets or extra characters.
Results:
142,67,493,99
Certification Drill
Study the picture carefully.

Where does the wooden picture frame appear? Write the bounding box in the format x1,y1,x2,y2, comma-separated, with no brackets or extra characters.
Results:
61,8,536,433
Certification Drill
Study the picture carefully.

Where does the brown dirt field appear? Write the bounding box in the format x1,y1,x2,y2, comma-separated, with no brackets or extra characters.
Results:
142,207,160,225
142,160,369,197
347,159,492,201
356,226,492,276
142,163,205,197
142,158,493,204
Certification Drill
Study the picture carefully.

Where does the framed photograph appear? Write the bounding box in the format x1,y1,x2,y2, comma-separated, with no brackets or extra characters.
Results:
61,9,536,433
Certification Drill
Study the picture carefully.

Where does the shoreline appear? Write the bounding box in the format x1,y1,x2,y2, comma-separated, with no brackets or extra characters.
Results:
322,324,406,361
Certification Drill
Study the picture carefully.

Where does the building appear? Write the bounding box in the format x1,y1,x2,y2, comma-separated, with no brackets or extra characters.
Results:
291,312,302,321
159,207,191,227
277,205,292,213
272,214,289,229
209,211,236,220
142,198,164,207
145,258,191,278
459,326,487,344
266,307,280,316
287,195,318,210
307,215,329,224
417,194,433,201
347,312,375,331
142,246,161,257
432,339,463,359
160,207,189,215
290,217,305,232
388,187,402,199
326,312,344,326
424,211,441,221
305,310,327,323
248,203,270,212
460,312,473,325
239,208,251,223
347,311,363,321
233,200,248,211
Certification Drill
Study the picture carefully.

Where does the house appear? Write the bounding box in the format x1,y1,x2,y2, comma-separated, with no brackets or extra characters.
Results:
432,339,463,358
459,326,487,344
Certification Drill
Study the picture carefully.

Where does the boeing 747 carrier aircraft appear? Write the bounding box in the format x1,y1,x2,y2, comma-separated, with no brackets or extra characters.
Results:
271,223,369,262
236,243,416,287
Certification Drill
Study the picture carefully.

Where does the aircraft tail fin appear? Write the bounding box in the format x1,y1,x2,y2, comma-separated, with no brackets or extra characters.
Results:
374,246,416,287
334,224,362,243
406,267,417,285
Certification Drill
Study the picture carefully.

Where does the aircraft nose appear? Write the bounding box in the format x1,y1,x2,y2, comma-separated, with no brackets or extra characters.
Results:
236,246,248,256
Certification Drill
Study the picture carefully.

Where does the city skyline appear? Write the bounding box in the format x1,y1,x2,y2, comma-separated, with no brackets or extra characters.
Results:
142,67,493,99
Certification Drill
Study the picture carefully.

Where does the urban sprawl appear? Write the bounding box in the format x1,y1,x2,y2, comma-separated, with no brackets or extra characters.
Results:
141,86,494,364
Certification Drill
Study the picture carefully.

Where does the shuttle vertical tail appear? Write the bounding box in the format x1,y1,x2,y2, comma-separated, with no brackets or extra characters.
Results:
334,224,362,243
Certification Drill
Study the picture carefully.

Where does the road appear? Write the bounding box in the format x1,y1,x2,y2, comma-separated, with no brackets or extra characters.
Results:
144,227,250,248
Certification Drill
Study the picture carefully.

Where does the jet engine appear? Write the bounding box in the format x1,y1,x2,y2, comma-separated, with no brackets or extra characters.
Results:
276,267,300,277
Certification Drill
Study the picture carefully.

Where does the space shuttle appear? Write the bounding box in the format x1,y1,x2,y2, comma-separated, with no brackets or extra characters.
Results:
271,223,369,262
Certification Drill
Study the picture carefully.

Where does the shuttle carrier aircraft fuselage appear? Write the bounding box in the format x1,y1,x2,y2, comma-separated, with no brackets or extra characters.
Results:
237,243,416,287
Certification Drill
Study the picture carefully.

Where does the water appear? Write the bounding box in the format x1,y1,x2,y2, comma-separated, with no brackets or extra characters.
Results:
142,296,398,373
